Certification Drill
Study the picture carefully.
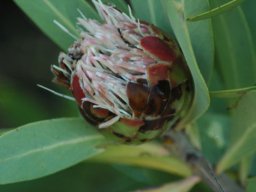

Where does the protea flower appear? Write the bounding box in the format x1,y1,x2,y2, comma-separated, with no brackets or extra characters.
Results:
52,0,193,143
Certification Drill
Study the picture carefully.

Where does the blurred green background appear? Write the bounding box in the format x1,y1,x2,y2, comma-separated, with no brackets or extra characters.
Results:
0,0,77,128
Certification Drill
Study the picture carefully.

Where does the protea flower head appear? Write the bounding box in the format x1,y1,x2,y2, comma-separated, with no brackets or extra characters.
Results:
52,0,193,143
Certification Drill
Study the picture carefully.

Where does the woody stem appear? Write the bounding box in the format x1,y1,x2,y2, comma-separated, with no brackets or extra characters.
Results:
162,130,244,192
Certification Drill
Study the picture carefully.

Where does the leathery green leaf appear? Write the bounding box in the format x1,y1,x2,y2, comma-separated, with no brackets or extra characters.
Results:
217,91,256,173
102,0,128,14
239,155,252,186
0,118,104,184
242,0,256,47
90,143,192,177
210,0,256,89
184,0,214,83
187,0,245,21
162,0,210,126
14,0,99,50
210,86,256,98
131,0,173,36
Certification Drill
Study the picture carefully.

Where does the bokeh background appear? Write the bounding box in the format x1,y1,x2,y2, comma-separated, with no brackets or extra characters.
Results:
0,0,77,128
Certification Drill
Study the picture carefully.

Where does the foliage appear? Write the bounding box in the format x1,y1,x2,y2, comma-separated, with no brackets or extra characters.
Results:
1,0,256,191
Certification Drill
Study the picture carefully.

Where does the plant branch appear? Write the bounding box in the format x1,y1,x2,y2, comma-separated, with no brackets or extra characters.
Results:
162,130,244,192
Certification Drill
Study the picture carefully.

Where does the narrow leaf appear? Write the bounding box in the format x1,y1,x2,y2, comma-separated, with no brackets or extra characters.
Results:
217,91,256,173
187,0,245,21
239,155,252,186
210,86,256,98
242,0,256,48
210,1,256,89
184,0,214,83
0,118,104,184
102,0,128,13
162,0,210,126
131,0,173,36
14,0,99,50
90,143,192,177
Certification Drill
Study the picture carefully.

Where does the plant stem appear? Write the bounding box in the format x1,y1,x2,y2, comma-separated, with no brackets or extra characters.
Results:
162,130,244,192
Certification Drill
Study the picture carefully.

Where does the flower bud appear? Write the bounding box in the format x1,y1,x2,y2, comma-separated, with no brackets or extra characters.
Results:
52,0,193,143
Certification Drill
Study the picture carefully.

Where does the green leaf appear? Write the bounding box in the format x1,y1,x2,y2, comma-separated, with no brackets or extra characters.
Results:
137,176,200,192
162,0,210,126
14,0,99,50
217,91,256,173
90,143,192,177
210,0,256,89
247,177,256,192
131,0,173,36
242,0,256,47
210,86,256,98
239,155,252,186
187,0,245,21
102,0,128,13
0,118,104,184
184,0,214,84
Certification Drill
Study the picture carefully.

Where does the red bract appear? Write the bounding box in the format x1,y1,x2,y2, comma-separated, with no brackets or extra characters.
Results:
141,36,176,62
52,0,193,143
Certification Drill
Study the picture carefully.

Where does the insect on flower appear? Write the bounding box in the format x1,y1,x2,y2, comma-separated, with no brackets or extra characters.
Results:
51,0,193,143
